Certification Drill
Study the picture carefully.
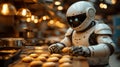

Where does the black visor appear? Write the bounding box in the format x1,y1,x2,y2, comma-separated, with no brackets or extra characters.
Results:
67,13,86,28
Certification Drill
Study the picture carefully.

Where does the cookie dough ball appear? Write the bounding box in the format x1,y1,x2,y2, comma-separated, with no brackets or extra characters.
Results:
22,56,34,63
41,45,48,50
40,54,50,58
35,47,44,50
62,47,71,53
59,62,73,67
50,53,62,58
47,57,59,62
62,55,72,60
34,50,44,53
35,56,46,62
29,53,38,58
29,60,43,67
42,62,56,67
59,58,72,64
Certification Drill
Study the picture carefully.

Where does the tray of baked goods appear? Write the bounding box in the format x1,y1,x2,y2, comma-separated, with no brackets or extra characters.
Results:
9,46,89,67
0,47,22,67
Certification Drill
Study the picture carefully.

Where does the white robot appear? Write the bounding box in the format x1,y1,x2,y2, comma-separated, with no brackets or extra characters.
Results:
48,1,115,67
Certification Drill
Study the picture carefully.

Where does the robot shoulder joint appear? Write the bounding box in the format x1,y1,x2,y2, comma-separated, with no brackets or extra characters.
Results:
94,23,112,34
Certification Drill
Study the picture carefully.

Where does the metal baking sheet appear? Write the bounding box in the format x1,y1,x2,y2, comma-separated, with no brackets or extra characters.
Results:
0,47,22,67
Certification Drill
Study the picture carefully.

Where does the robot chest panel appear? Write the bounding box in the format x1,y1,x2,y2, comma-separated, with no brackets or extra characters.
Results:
72,29,94,46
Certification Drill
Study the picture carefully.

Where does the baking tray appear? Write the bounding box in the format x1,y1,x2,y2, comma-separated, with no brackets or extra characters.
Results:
0,47,22,67
9,46,89,67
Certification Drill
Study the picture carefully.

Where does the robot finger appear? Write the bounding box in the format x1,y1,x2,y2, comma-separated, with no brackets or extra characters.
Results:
71,46,78,51
48,48,53,53
72,47,82,52
54,48,60,53
48,46,56,53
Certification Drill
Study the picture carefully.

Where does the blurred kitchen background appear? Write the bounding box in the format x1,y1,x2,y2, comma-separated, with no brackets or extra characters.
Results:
0,0,120,45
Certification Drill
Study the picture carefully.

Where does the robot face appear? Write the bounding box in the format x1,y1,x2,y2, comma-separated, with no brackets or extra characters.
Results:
67,13,86,28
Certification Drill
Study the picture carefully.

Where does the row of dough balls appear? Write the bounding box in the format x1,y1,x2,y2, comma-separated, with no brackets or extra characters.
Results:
22,53,73,67
30,61,73,67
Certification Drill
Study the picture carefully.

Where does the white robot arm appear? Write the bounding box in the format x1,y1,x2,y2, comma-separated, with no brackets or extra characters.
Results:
60,27,73,47
48,28,73,53
48,43,65,53
88,23,115,57
89,35,115,57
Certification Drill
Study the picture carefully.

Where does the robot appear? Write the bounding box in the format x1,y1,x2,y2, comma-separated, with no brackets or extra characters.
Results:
48,1,116,67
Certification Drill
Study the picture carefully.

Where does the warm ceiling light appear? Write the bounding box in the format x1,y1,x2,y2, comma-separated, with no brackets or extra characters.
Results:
0,3,16,15
54,1,61,5
99,3,108,9
31,15,38,21
26,17,31,22
55,21,65,28
111,0,116,4
34,19,38,23
16,8,31,17
48,20,54,25
42,15,50,20
31,15,35,21
43,16,47,20
31,15,39,23
57,6,63,10
49,20,54,24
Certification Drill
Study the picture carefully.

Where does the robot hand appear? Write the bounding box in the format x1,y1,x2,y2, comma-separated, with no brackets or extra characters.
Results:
48,43,64,53
70,46,91,57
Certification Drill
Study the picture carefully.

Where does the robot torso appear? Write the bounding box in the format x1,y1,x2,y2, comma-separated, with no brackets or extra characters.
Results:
72,24,95,46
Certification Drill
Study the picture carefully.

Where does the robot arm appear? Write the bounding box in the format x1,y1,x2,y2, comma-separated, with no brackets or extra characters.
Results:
88,35,115,57
88,23,115,57
48,28,73,53
60,27,74,47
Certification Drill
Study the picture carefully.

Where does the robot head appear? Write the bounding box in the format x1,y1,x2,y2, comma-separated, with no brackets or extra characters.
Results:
66,1,96,31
